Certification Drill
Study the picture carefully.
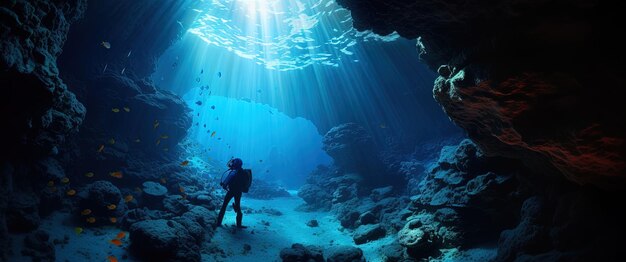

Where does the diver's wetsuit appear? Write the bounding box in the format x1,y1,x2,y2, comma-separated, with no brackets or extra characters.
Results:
216,168,246,227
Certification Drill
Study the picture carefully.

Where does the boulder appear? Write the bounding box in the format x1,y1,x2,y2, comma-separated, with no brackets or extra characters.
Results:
370,186,394,201
129,219,200,262
163,195,189,215
397,219,439,259
358,211,377,225
279,243,324,262
77,181,124,225
306,220,319,227
21,230,55,262
353,224,386,244
142,181,168,209
326,245,365,262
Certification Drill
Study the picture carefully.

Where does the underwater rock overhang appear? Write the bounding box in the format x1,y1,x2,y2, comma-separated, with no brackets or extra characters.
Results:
336,0,626,190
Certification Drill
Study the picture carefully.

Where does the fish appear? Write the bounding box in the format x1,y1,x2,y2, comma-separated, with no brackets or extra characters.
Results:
269,110,273,115
179,186,185,193
103,64,108,73
211,131,216,137
109,171,123,179
116,231,126,239
123,107,130,112
97,144,105,153
107,204,117,210
101,41,111,49
110,239,122,246
61,177,69,183
195,101,202,105
85,172,95,178
74,227,83,234
124,195,134,202
160,135,169,139
110,217,117,223
203,124,206,128
86,217,96,223
153,120,160,129
197,113,200,116
108,138,115,145
160,178,167,184
121,68,125,74
210,105,215,110
111,108,120,113
134,139,141,143
200,69,203,74
217,72,222,78
81,209,92,216
196,77,201,83
180,160,189,166
156,139,161,145
107,255,118,262
66,189,76,196
127,50,132,57
47,180,54,187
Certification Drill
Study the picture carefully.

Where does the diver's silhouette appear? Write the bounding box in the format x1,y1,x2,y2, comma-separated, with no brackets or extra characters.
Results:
216,158,252,228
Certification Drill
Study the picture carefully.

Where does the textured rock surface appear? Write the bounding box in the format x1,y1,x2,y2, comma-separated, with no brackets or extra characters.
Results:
335,0,626,190
129,219,200,262
326,245,365,262
279,243,324,262
77,181,124,225
21,230,55,262
353,224,386,245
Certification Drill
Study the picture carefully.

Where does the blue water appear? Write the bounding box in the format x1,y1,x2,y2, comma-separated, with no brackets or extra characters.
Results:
152,0,459,188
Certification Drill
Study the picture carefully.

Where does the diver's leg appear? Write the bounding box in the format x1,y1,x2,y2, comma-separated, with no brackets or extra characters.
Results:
216,191,234,227
234,192,246,228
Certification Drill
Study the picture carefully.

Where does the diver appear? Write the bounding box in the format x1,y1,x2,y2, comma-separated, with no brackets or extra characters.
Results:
216,158,252,228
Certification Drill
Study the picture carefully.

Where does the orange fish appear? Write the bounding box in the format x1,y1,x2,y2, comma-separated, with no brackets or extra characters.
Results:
180,160,189,166
86,217,96,223
109,171,123,179
110,239,122,246
97,144,105,153
81,209,92,216
116,231,126,239
66,189,76,196
124,195,134,203
109,217,117,223
107,204,117,210
107,255,118,262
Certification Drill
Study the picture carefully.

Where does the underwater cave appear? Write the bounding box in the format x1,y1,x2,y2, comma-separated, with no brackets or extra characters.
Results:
1,0,626,261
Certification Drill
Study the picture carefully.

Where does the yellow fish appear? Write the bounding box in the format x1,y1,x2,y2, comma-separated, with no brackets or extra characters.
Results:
47,180,54,187
124,195,134,203
110,171,123,179
74,227,83,234
86,217,96,223
123,107,130,112
61,177,69,183
153,120,160,129
66,189,76,196
156,139,161,145
108,138,115,145
109,217,117,223
107,204,117,210
210,131,216,137
111,108,120,113
180,160,189,166
81,209,92,216
101,41,111,49
160,135,169,139
97,144,105,153
85,172,94,178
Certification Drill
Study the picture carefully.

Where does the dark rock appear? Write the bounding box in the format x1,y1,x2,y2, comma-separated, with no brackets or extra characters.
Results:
370,186,393,202
397,220,439,259
247,179,291,199
279,243,324,262
358,211,377,225
326,245,365,262
120,207,173,229
78,181,124,225
129,219,200,262
21,230,55,262
339,210,360,229
7,190,40,232
322,123,385,184
380,242,405,262
332,185,356,204
306,219,319,227
142,181,168,209
163,195,189,215
353,224,386,244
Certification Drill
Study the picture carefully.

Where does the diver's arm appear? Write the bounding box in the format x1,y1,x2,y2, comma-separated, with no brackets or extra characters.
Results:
222,170,236,186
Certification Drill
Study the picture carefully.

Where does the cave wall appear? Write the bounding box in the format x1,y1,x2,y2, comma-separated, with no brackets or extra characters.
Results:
336,0,626,190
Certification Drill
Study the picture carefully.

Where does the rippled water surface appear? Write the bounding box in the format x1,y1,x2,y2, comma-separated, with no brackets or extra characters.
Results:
189,0,399,70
